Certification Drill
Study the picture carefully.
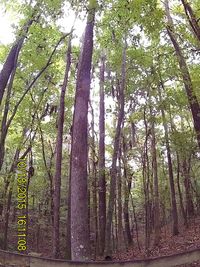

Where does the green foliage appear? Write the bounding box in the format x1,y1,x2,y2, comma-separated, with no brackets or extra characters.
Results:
1,0,200,256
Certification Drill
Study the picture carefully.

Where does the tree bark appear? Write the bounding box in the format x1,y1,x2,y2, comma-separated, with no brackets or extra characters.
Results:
0,34,67,172
70,2,96,260
165,0,200,151
143,108,151,253
158,81,179,235
181,159,194,217
150,111,161,246
98,53,106,256
89,101,98,258
39,127,54,224
181,0,200,42
66,152,72,260
53,34,72,259
122,135,133,246
176,154,188,227
0,17,35,106
117,148,125,252
105,40,127,256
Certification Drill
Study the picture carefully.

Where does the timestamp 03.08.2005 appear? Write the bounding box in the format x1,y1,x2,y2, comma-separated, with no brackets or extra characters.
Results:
17,159,27,252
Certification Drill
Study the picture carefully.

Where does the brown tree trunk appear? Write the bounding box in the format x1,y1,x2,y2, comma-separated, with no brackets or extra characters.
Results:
143,108,151,254
39,126,54,224
130,192,141,251
181,0,200,42
53,34,72,259
89,101,98,258
122,136,133,246
66,154,72,260
193,179,200,215
150,116,161,246
0,34,66,172
117,149,125,252
105,40,127,256
165,0,200,151
158,81,179,235
98,53,106,256
0,17,35,106
181,159,194,217
176,154,188,227
114,197,118,251
70,2,96,260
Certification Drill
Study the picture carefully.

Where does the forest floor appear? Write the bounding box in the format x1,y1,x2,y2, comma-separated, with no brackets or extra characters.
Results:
112,217,200,260
2,215,200,266
109,216,200,266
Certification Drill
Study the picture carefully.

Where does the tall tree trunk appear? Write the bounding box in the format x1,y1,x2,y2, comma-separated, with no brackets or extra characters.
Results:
150,115,161,246
98,53,106,256
105,40,127,256
176,154,188,227
53,34,72,259
143,108,151,254
117,148,125,252
193,179,200,215
90,101,98,258
122,135,133,246
181,159,194,217
181,0,200,42
158,82,179,235
0,34,66,172
39,126,54,224
0,17,35,106
53,36,71,258
70,1,96,260
66,155,72,260
130,193,141,251
165,0,200,150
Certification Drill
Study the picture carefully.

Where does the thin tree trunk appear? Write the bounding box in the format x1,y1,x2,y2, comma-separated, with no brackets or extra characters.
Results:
98,53,106,256
39,126,54,224
150,115,161,246
122,136,133,246
143,108,151,254
114,197,118,252
70,2,96,260
89,101,98,258
105,40,127,256
176,154,188,227
0,34,67,172
165,0,200,151
158,81,179,235
0,17,36,106
66,153,72,260
117,149,125,252
181,0,200,42
130,193,141,251
53,34,72,259
181,159,194,217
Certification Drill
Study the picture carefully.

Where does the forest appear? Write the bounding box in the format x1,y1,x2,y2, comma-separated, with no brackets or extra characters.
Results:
0,0,200,266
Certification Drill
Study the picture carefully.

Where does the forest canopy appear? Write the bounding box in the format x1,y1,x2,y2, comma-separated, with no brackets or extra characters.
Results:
0,0,200,264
